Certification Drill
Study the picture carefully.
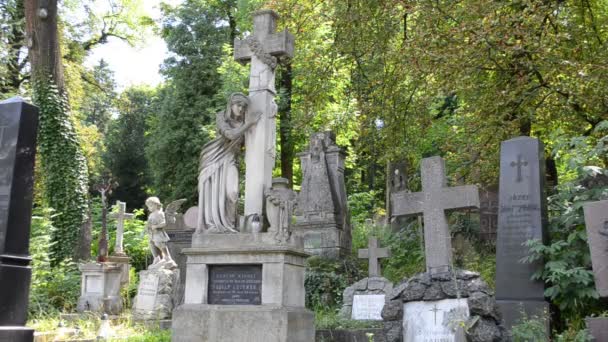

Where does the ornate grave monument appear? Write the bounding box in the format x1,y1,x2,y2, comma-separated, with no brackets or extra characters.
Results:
495,137,550,331
383,156,504,342
161,199,191,304
107,200,134,286
340,237,392,320
172,11,314,342
584,200,608,341
132,197,179,321
293,131,351,258
0,97,39,342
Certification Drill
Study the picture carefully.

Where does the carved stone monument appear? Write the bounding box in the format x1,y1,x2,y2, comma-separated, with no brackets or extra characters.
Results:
0,97,38,342
384,156,504,342
132,197,180,321
162,199,191,304
386,160,409,231
294,131,351,258
584,200,608,341
340,237,392,321
77,262,123,314
107,200,134,287
172,11,314,342
479,187,498,242
495,137,550,331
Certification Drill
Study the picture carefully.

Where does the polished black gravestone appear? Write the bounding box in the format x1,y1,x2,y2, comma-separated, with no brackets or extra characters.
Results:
207,265,262,305
0,98,39,342
495,137,549,331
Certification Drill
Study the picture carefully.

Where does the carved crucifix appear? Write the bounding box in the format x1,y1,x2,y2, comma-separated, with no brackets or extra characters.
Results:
358,237,390,277
234,10,294,227
510,155,528,183
391,156,479,274
110,201,134,256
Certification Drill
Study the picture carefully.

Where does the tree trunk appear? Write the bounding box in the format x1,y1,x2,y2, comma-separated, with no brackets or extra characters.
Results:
24,0,65,92
278,62,294,186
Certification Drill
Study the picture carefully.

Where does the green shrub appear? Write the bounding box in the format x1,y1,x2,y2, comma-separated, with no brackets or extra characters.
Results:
305,256,363,310
314,309,382,330
511,312,550,342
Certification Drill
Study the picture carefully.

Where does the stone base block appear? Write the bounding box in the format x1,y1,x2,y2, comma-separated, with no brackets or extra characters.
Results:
586,317,608,341
77,262,123,314
496,299,550,330
293,227,350,258
172,304,314,342
0,327,34,342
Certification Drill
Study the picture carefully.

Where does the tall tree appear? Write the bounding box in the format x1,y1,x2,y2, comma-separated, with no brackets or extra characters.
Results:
25,0,90,262
0,0,27,95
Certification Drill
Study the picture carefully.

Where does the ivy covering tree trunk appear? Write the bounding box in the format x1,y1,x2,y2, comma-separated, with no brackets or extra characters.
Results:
25,0,90,263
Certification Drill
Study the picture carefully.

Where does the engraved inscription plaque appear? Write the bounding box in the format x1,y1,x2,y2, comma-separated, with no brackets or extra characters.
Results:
135,273,159,311
208,265,262,305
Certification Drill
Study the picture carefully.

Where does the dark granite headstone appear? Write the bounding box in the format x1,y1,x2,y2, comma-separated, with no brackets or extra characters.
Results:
207,265,262,305
495,137,549,330
0,98,39,342
166,228,194,304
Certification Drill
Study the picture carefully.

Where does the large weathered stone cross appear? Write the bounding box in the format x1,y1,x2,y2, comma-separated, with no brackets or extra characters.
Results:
111,201,134,256
391,156,479,274
358,237,390,277
234,10,295,226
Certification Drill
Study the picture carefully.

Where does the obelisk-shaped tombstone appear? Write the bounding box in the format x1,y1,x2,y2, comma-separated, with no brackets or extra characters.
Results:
495,137,549,330
0,97,39,342
584,200,608,298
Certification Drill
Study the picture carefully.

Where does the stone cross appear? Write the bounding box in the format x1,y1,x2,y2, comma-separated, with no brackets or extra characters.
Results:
111,201,134,256
234,10,294,225
358,237,390,277
391,156,479,274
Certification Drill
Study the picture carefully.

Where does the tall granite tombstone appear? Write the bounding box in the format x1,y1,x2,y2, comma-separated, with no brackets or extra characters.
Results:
0,98,39,342
583,200,608,341
294,131,351,258
495,137,550,330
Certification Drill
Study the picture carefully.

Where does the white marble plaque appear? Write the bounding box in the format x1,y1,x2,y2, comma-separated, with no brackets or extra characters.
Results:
85,275,102,294
403,299,469,342
135,273,159,311
352,294,385,320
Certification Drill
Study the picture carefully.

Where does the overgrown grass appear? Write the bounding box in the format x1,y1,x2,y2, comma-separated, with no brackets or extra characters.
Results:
314,309,383,330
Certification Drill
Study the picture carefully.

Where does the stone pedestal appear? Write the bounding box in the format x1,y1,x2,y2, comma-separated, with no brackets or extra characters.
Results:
165,228,194,304
106,255,130,287
297,226,350,258
76,262,123,314
172,233,314,342
132,265,180,320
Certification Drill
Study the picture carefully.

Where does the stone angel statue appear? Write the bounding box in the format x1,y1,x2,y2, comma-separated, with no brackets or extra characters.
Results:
145,197,177,269
165,198,187,228
197,93,261,233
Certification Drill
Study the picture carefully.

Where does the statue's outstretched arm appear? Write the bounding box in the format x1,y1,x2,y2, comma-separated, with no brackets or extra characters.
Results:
217,110,262,140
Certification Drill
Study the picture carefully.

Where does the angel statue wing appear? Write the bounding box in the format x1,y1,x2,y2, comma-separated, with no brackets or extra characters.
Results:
165,198,187,225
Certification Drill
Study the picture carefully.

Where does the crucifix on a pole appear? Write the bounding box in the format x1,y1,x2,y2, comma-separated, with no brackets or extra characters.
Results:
110,201,134,256
358,237,390,277
391,156,479,274
234,10,294,228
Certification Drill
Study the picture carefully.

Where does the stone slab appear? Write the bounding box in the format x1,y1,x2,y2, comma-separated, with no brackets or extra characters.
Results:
584,200,608,298
586,317,608,342
0,327,34,342
402,298,469,342
134,273,159,312
496,137,547,301
352,294,385,320
172,304,314,342
496,299,550,331
208,264,262,305
294,227,350,258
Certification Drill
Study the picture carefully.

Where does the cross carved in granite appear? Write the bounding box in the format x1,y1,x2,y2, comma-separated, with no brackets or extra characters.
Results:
358,237,390,277
111,201,134,256
233,10,295,224
391,156,479,274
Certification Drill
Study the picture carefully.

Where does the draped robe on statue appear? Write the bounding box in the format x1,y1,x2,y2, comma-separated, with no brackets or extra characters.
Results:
197,94,251,233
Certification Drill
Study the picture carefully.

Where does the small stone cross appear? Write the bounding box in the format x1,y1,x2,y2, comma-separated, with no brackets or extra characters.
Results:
111,201,134,256
510,155,528,183
391,156,479,274
358,237,390,277
233,10,295,224
430,304,441,325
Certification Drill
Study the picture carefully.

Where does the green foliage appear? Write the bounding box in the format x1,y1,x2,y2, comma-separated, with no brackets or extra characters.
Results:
314,309,382,330
554,327,592,342
524,127,608,326
29,208,81,317
511,312,550,342
33,75,90,263
305,256,363,310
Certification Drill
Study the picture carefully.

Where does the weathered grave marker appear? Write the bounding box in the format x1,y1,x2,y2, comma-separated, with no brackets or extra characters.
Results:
391,156,479,274
495,136,549,330
0,97,38,342
402,299,469,341
358,237,390,277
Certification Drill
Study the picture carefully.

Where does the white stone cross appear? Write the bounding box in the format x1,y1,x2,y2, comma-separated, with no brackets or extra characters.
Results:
358,237,390,277
391,156,479,274
234,10,294,226
111,201,134,256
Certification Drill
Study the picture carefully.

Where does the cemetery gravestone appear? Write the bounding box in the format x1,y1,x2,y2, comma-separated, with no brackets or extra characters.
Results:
341,238,392,321
294,131,351,258
402,299,469,341
386,160,409,231
391,156,479,274
495,137,549,330
77,263,123,314
163,200,191,304
583,200,608,341
107,201,134,287
0,98,38,342
479,187,498,242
